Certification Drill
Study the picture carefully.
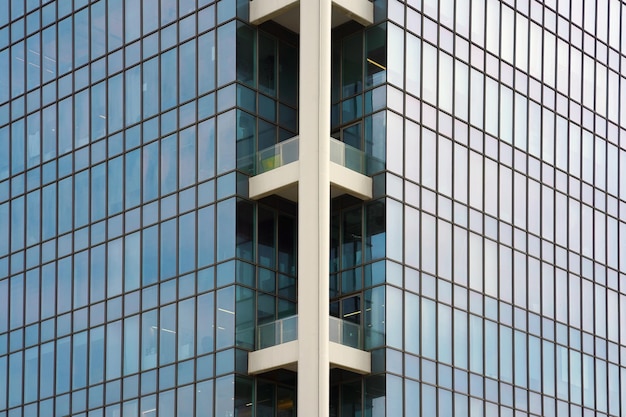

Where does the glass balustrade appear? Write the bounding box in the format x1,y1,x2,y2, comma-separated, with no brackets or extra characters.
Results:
256,136,300,174
329,137,367,174
256,315,299,349
255,315,363,350
329,316,362,349
255,136,375,175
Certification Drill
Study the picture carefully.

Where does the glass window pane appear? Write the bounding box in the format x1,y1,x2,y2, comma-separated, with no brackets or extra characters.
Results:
141,310,157,370
386,23,403,87
142,225,159,285
197,292,215,354
89,326,105,384
422,43,437,105
216,286,234,349
159,304,176,365
217,22,236,87
179,213,196,274
160,219,177,280
161,48,178,111
87,244,104,303
342,32,363,97
106,320,122,379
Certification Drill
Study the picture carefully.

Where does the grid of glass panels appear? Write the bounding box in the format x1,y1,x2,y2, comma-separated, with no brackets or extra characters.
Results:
329,0,624,416
331,23,388,174
3,0,626,416
373,0,626,416
0,0,278,416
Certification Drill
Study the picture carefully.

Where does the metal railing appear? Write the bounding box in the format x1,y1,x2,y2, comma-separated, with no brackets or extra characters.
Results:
256,136,299,174
256,315,298,349
329,316,362,349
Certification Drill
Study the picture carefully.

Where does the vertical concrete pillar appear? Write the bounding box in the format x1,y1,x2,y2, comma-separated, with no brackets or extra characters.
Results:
297,0,332,416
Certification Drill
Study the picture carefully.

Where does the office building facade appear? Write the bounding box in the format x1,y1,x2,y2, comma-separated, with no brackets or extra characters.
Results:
1,0,625,416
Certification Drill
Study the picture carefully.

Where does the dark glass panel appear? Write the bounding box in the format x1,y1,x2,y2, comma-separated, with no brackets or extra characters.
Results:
342,33,362,98
236,110,256,173
236,199,254,261
236,286,255,348
258,207,275,269
277,215,296,275
198,205,215,268
341,207,362,270
259,33,277,97
365,24,386,88
278,43,297,107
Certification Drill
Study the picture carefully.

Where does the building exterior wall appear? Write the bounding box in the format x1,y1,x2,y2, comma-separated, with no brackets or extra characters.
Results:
373,1,626,416
0,0,625,417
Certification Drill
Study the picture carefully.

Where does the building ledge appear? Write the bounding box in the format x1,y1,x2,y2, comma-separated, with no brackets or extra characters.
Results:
248,340,371,375
329,162,372,200
329,342,371,374
249,0,373,32
250,0,299,25
332,0,374,26
248,161,372,202
249,136,373,201
249,160,300,201
248,340,299,374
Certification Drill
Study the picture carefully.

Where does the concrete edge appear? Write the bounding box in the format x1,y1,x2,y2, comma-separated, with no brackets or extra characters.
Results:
329,342,371,374
248,340,300,374
249,161,300,200
332,0,374,26
250,0,300,24
329,162,373,200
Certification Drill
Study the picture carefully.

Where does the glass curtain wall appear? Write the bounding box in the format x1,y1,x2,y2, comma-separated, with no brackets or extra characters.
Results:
380,0,626,417
0,0,292,416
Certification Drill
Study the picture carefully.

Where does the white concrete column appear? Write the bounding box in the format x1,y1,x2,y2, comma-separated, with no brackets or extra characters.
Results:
297,0,332,416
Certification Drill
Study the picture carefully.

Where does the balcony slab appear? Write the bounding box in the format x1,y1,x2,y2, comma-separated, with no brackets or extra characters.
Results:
249,0,299,25
329,162,372,200
249,0,373,32
249,160,372,202
248,340,299,374
329,342,371,374
332,0,373,27
249,161,300,202
248,340,371,375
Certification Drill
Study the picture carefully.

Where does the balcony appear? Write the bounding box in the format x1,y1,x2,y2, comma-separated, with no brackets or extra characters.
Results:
329,315,361,349
255,136,369,176
248,315,371,375
257,315,299,349
249,0,373,33
329,137,366,175
256,136,300,174
248,136,373,202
